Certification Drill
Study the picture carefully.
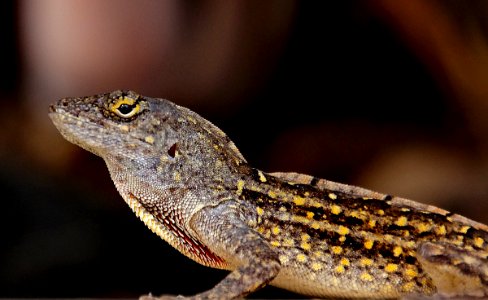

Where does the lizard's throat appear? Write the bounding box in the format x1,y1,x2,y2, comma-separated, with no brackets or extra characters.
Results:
124,192,226,268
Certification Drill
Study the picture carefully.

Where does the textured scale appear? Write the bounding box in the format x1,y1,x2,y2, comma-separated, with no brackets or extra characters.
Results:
49,90,488,299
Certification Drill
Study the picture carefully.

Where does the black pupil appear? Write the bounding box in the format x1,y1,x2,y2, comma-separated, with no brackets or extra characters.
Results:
118,104,134,115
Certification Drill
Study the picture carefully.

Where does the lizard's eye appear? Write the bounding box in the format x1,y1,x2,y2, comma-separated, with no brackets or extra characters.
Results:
117,104,136,116
110,96,140,118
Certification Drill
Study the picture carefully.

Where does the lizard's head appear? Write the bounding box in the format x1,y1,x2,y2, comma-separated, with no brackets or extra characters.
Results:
50,90,160,160
49,90,246,181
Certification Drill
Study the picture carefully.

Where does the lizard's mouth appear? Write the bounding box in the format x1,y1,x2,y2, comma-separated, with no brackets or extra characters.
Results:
48,98,128,160
48,107,105,155
49,105,98,129
48,100,155,160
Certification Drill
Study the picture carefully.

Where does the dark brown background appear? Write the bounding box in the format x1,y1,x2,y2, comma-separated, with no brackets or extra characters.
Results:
1,1,488,298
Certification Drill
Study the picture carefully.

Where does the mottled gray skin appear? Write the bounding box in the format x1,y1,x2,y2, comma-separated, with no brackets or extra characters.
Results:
50,90,488,299
49,90,279,299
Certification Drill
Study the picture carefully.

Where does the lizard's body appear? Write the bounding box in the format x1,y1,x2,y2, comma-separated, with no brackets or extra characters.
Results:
49,90,488,299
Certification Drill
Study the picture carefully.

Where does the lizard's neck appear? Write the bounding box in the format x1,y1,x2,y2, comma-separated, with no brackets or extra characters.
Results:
103,156,227,268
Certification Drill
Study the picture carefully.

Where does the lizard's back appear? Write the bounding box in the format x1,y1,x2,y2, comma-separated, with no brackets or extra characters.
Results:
236,169,488,298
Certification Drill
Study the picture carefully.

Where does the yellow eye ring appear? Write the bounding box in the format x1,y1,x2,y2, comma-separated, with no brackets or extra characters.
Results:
110,96,140,118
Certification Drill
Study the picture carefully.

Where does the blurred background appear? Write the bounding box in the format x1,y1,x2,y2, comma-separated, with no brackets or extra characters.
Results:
1,0,488,298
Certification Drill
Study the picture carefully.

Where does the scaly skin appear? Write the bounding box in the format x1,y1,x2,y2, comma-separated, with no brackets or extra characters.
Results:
49,90,488,299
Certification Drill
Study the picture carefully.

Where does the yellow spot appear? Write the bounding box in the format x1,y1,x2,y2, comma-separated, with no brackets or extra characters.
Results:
215,160,223,168
296,253,307,263
279,206,287,212
144,135,155,144
377,209,385,216
311,262,323,271
279,255,289,264
420,278,429,286
268,190,277,198
311,222,320,230
368,219,376,228
328,193,337,200
301,242,311,251
173,172,181,181
435,225,447,235
187,116,197,124
213,144,220,150
257,227,265,234
405,266,418,278
474,237,484,248
257,170,267,182
403,230,410,237
270,240,281,247
401,207,410,212
385,263,398,273
335,265,345,273
451,235,464,246
120,125,129,132
338,225,350,235
416,223,431,233
360,258,373,266
331,246,343,255
340,258,350,266
236,180,245,196
364,239,374,249
256,207,264,216
271,226,280,235
395,216,408,227
459,225,470,234
283,238,295,247
349,211,360,218
330,205,342,215
306,211,315,219
291,215,310,224
339,236,346,242
311,200,324,208
360,272,373,281
293,196,306,206
304,191,310,196
402,282,416,292
393,246,403,257
301,233,311,241
405,241,416,248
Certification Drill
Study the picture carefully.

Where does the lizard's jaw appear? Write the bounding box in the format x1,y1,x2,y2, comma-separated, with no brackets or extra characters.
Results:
49,108,108,158
49,105,152,161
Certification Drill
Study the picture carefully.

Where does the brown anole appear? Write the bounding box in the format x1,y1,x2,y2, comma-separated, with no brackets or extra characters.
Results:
49,90,488,299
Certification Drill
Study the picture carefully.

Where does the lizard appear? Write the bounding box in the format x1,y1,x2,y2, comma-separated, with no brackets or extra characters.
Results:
49,90,488,299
